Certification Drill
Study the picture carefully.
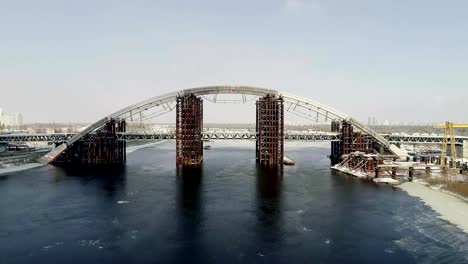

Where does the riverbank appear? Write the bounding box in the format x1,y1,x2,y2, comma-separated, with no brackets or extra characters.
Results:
0,141,167,177
398,182,468,233
0,163,45,177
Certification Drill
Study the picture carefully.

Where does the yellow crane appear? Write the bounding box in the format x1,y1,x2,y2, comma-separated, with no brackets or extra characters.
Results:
433,122,468,166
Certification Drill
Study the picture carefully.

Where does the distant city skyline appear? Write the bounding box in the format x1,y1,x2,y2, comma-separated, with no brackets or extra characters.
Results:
1,0,467,124
0,108,23,129
0,102,460,127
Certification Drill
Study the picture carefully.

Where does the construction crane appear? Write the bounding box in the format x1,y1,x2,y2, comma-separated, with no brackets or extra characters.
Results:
433,122,468,166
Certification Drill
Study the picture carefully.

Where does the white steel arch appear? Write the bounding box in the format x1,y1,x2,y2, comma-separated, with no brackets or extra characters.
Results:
41,85,406,163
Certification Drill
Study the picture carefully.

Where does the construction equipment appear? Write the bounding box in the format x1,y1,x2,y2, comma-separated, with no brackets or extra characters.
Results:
434,122,468,166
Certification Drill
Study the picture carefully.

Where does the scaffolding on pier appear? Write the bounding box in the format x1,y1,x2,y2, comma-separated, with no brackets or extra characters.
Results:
52,119,126,166
330,120,374,165
330,121,342,164
176,94,204,166
256,94,284,167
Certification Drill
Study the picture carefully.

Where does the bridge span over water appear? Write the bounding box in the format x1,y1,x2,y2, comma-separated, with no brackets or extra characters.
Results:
1,132,467,145
35,86,409,165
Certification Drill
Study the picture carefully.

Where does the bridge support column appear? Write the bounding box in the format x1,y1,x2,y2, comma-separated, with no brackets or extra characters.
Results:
51,119,126,166
176,94,203,166
256,94,284,167
330,120,374,165
330,121,342,165
341,121,373,155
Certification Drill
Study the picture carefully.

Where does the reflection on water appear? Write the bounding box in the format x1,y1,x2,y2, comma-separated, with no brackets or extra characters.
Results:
176,166,203,212
256,166,283,200
53,166,128,195
256,165,283,222
255,166,284,253
54,166,127,179
174,166,204,262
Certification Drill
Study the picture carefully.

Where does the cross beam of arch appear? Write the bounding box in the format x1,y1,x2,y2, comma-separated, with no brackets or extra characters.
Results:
41,85,407,163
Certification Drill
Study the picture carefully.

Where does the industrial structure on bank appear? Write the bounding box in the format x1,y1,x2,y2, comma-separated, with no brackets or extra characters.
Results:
330,120,468,180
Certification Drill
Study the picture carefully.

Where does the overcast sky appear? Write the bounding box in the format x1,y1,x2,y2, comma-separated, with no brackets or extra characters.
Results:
1,0,467,124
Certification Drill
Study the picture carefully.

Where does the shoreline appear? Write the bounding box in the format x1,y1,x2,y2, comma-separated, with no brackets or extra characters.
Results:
0,141,169,177
0,163,45,177
398,182,468,233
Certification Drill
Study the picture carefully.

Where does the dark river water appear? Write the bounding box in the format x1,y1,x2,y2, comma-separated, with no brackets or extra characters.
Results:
1,142,467,264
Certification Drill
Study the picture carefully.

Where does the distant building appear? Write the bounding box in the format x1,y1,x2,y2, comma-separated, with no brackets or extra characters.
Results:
0,108,23,129
367,116,379,126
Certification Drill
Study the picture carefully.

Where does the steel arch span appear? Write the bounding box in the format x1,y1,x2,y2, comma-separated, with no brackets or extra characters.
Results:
41,85,407,163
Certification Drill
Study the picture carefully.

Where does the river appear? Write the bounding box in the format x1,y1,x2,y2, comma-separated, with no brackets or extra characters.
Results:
1,141,467,263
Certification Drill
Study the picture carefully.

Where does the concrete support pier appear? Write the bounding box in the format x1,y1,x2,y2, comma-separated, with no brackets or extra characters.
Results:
176,94,204,166
51,119,126,166
330,120,374,165
256,94,284,167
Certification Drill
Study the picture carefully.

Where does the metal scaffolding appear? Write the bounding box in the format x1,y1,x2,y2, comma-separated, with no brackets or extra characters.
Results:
330,121,342,164
330,120,374,165
256,94,284,167
339,153,382,174
52,119,126,166
176,94,204,166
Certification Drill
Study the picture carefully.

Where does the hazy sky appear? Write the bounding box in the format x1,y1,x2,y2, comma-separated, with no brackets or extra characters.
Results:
1,0,467,124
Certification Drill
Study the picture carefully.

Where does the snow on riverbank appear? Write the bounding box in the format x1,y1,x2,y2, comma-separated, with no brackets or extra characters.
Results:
331,164,371,178
398,182,468,233
0,163,45,177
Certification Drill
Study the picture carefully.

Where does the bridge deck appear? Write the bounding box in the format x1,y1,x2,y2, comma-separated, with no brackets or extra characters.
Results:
1,132,466,145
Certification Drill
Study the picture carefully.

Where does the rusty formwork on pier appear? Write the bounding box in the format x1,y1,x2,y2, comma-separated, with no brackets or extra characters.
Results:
341,121,373,155
256,94,284,167
176,94,204,166
330,120,374,165
52,119,126,166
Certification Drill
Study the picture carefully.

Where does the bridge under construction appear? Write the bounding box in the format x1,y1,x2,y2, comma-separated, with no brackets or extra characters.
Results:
5,86,425,167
